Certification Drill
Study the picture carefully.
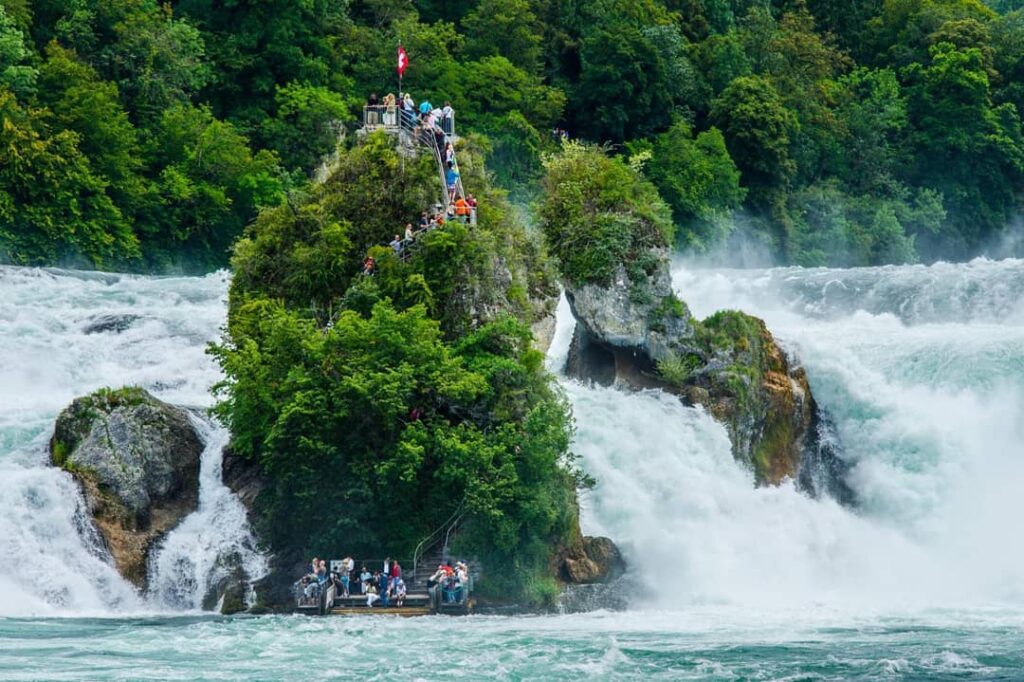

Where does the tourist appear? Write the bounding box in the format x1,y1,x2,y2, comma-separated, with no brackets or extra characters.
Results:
433,123,446,153
317,559,328,585
419,211,430,230
444,142,455,166
402,93,416,129
366,580,380,607
389,560,402,597
393,578,407,607
362,256,376,276
441,101,454,135
419,100,432,121
429,106,444,130
454,196,470,223
446,203,456,222
390,234,403,255
383,93,397,126
340,556,354,597
367,93,380,125
360,566,372,594
404,223,415,243
445,162,459,202
377,570,390,607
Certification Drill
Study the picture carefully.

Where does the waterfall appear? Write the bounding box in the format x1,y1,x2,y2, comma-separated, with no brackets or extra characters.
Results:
2,258,1022,617
556,258,1024,611
0,266,265,616
146,417,268,611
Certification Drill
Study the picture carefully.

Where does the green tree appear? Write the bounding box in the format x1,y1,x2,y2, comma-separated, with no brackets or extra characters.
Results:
826,67,909,195
261,82,352,175
866,0,996,67
538,142,673,286
905,41,1024,254
462,0,543,73
100,3,210,122
0,3,36,96
709,75,799,209
37,44,147,218
145,104,284,268
646,120,747,248
0,90,137,266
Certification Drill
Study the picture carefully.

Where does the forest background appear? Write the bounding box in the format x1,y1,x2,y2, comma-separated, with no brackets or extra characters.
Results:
3,0,1024,271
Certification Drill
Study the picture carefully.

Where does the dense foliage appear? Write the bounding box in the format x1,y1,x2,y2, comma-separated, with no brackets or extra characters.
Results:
213,134,577,604
4,0,1024,269
538,142,674,287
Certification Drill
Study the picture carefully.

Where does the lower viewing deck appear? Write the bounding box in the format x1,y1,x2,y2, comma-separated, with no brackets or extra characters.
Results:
295,554,476,617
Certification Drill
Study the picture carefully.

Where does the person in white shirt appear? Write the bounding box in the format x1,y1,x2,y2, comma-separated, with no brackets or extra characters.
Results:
441,101,454,135
393,578,407,607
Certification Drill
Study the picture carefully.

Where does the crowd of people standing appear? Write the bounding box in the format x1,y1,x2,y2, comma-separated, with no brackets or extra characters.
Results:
359,91,476,278
296,555,472,609
296,556,409,608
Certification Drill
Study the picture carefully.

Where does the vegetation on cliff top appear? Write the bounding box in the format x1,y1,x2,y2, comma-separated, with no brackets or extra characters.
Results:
212,133,580,605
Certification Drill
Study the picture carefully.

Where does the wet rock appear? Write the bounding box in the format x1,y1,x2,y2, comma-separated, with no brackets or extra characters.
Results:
82,314,140,335
50,387,203,587
559,536,626,585
564,247,851,495
221,445,263,511
201,552,250,615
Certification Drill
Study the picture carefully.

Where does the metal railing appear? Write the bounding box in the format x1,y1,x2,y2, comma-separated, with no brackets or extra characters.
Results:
411,497,466,584
363,105,455,138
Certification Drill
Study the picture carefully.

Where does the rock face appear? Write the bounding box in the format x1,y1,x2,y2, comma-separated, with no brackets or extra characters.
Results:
50,387,203,586
564,249,850,494
558,536,626,585
82,313,140,335
567,254,698,366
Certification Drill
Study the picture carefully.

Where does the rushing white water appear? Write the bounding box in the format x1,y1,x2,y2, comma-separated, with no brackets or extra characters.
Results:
548,258,1024,613
0,266,265,616
2,258,1022,624
147,417,268,611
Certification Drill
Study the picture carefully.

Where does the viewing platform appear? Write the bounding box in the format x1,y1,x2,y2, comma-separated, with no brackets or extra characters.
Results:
294,505,476,617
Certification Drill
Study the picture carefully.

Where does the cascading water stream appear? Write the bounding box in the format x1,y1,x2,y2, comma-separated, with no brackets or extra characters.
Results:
146,417,267,611
0,266,265,616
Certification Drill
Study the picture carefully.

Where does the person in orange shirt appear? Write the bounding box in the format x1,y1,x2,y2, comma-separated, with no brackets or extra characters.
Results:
454,196,470,223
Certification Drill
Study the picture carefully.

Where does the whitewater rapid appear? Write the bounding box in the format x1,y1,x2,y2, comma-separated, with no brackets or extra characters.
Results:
0,266,264,616
1,258,1022,622
552,258,1024,611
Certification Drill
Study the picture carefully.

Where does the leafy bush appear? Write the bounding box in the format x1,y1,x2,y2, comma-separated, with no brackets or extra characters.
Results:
538,142,674,287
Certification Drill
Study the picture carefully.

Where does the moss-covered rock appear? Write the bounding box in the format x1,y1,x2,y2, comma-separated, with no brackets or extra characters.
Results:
49,387,203,586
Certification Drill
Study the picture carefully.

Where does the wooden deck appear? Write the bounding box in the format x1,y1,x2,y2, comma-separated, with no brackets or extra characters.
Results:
329,606,431,617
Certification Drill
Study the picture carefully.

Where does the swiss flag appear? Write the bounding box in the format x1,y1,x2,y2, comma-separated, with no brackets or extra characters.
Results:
397,46,409,76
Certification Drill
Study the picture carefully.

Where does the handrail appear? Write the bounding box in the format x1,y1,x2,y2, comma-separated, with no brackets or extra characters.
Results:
363,105,456,138
411,496,466,583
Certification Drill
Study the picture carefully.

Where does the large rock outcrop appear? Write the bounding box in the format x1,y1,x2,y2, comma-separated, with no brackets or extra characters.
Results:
557,536,626,585
564,249,848,493
50,387,203,586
